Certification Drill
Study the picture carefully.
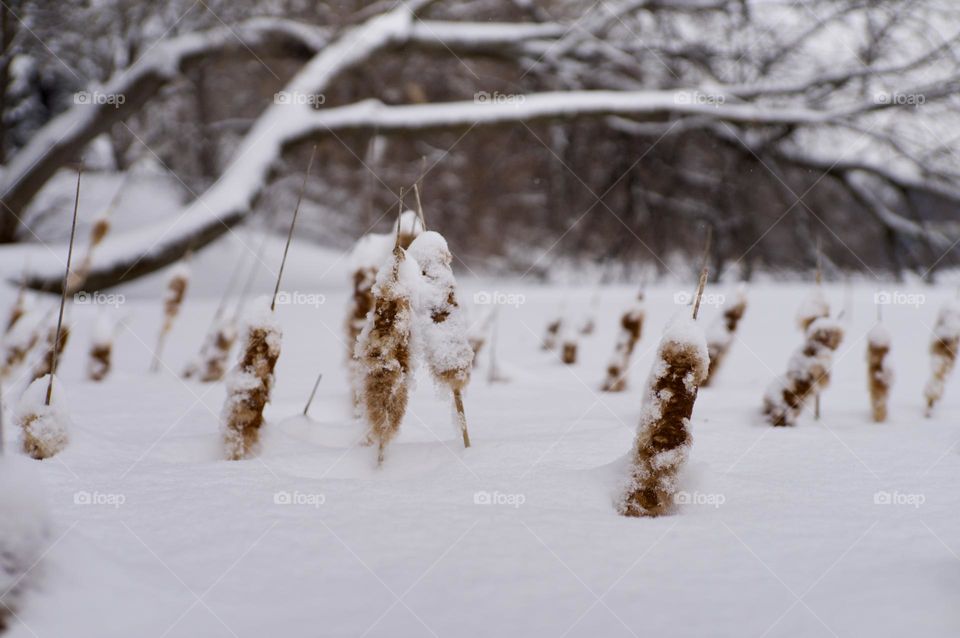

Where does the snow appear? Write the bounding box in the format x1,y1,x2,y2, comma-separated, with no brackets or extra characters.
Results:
1,265,960,637
868,323,891,348
13,375,71,459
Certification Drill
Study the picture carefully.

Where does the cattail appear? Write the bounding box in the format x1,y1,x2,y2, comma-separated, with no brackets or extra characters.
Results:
703,289,748,386
618,315,709,517
30,320,70,383
221,146,315,459
15,374,70,459
796,288,829,332
14,167,81,460
0,308,44,380
66,210,110,294
4,276,29,335
601,292,645,392
923,301,960,416
87,311,122,382
408,230,475,448
345,211,422,408
221,300,281,460
867,323,892,422
579,290,601,335
763,317,844,426
467,307,495,368
150,260,190,372
561,331,578,365
542,316,562,351
618,264,709,518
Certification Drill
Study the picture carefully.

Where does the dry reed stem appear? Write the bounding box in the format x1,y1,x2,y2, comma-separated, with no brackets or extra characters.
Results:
867,334,891,422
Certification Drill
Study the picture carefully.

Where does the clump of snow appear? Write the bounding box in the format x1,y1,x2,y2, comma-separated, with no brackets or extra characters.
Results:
923,301,960,414
795,288,829,330
407,231,474,388
868,323,891,348
347,232,393,271
14,375,70,460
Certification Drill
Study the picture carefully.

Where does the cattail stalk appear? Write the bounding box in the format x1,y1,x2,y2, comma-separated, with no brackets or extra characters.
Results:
618,274,709,517
923,301,960,416
601,292,645,392
303,372,323,417
221,147,315,460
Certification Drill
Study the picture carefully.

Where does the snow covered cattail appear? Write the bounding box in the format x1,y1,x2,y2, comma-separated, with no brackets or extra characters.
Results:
196,320,237,383
867,323,892,422
356,241,418,464
703,289,748,387
618,315,709,517
15,375,70,459
763,317,844,426
796,288,829,332
150,260,190,372
923,301,960,416
221,301,281,460
4,278,29,335
0,309,44,380
87,311,122,382
542,317,562,351
221,146,315,459
408,230,474,448
345,211,422,407
561,334,578,365
0,436,51,628
30,320,70,383
66,210,110,294
601,292,645,392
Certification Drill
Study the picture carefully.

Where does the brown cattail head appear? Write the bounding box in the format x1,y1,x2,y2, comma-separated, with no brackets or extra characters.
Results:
0,309,43,380
16,374,70,460
5,279,28,335
222,303,282,460
923,301,960,415
867,324,892,422
561,340,578,365
703,289,748,386
763,317,844,426
542,318,562,351
619,316,708,517
601,292,645,393
151,262,191,372
67,212,111,295
356,246,416,464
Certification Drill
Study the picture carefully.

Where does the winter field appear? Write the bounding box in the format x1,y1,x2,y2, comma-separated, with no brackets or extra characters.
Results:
0,236,958,638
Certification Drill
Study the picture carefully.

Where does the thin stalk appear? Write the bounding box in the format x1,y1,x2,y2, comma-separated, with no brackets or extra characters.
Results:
271,146,317,312
302,372,323,416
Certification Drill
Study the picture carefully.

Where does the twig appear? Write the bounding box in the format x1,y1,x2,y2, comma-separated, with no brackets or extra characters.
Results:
691,229,711,321
46,167,82,406
394,187,405,249
303,372,323,417
271,145,317,312
413,182,427,230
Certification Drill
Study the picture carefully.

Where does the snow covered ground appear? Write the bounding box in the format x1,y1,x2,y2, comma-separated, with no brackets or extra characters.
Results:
1,236,959,638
